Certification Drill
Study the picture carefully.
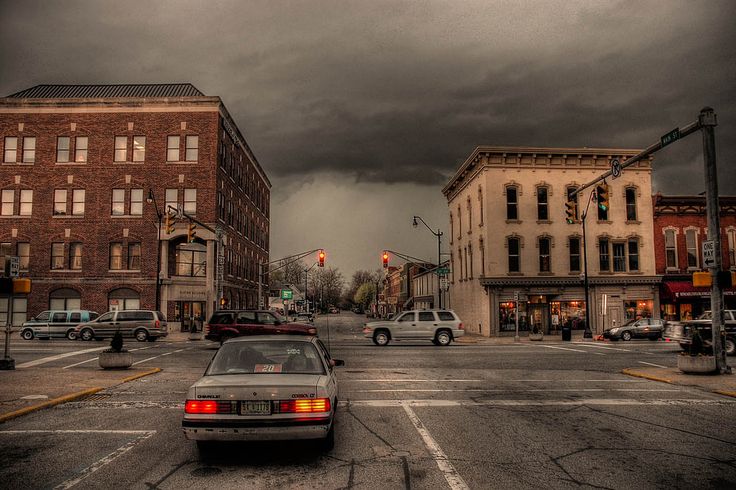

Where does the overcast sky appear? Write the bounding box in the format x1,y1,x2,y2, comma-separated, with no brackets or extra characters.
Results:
1,0,734,279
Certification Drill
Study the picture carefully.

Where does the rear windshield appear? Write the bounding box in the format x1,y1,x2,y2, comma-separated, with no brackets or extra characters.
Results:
207,341,325,376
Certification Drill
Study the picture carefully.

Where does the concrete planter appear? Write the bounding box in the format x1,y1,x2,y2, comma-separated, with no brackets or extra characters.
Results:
98,351,133,369
529,333,544,341
677,354,717,374
188,332,203,341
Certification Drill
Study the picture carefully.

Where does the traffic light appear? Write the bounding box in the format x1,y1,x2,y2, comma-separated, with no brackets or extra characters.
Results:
564,199,577,224
165,213,174,234
382,251,389,268
219,297,228,307
187,222,197,242
596,183,610,211
318,250,325,267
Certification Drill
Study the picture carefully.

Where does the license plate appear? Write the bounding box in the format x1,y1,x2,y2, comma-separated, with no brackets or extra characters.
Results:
240,400,271,415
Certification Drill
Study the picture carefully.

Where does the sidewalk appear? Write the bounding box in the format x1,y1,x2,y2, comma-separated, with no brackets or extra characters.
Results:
622,366,736,398
455,331,590,344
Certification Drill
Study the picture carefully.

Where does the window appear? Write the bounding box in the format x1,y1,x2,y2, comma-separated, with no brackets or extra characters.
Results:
22,137,36,163
686,229,698,268
109,242,123,270
0,243,9,264
613,242,626,272
506,186,518,220
4,137,17,163
625,188,637,221
19,190,32,216
566,186,579,221
72,189,85,215
478,187,484,226
57,137,70,162
418,312,435,321
468,243,473,278
185,135,199,161
166,188,178,213
449,213,454,241
112,189,125,215
130,188,143,216
114,136,127,162
184,188,197,214
480,238,485,275
18,242,30,270
51,243,65,270
398,312,415,322
175,242,207,277
539,237,551,272
132,136,146,162
665,229,677,269
599,238,610,271
108,288,140,311
457,205,462,237
128,243,141,270
1,190,14,215
628,239,639,271
508,237,520,273
69,242,82,270
728,229,736,268
467,198,472,230
54,189,67,215
569,237,581,272
167,135,180,161
537,187,548,220
75,136,88,163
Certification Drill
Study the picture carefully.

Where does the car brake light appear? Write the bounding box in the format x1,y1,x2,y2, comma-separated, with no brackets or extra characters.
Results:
185,400,235,414
277,398,331,413
459,323,464,330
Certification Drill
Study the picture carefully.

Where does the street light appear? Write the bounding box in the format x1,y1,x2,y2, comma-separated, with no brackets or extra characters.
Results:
146,189,163,313
412,215,444,309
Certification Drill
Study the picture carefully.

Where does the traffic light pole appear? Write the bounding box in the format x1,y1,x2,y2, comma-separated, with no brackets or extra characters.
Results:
257,248,324,310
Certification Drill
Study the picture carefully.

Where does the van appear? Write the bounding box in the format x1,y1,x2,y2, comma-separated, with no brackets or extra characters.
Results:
74,310,168,342
21,310,99,340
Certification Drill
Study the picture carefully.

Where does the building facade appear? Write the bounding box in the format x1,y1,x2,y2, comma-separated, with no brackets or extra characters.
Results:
0,84,270,330
653,194,736,320
442,147,660,337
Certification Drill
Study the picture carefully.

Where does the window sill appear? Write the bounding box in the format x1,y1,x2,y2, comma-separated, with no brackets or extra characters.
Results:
665,268,680,273
110,215,143,218
50,269,83,273
596,220,612,225
625,220,641,225
505,219,522,224
108,269,141,273
55,162,87,166
687,267,701,273
538,272,554,276
536,220,552,225
0,215,32,218
113,161,145,165
53,215,85,218
167,161,199,165
1,162,33,166
507,272,524,276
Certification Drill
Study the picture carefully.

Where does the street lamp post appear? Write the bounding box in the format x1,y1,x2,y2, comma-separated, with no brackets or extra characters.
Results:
412,215,443,309
580,190,595,340
146,189,163,313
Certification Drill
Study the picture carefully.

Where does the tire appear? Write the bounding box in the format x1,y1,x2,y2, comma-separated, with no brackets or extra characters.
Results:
135,329,149,342
725,337,736,356
621,331,632,341
435,330,452,346
79,328,94,341
21,329,34,341
66,330,77,340
373,330,390,346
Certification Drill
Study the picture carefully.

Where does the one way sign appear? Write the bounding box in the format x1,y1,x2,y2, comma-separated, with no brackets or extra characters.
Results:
702,240,715,268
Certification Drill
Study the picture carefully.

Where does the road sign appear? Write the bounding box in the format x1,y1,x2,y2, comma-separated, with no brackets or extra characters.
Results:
660,127,681,148
439,276,449,291
513,291,519,302
436,267,449,276
702,240,716,268
611,159,622,179
5,256,19,277
281,289,293,300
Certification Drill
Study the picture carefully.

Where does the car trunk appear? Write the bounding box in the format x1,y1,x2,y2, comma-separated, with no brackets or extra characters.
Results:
194,374,322,400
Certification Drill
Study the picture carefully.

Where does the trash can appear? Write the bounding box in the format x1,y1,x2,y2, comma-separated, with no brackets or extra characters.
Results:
561,326,572,341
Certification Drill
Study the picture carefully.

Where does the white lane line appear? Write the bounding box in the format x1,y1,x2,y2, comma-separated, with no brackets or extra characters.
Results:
504,379,645,382
537,345,605,355
0,429,153,434
402,403,469,490
53,431,155,489
349,379,484,383
348,388,680,393
132,348,187,365
16,347,109,368
638,361,669,368
341,398,734,408
573,343,631,352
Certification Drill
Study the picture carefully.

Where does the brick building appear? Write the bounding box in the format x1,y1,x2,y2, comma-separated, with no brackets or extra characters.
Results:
653,194,736,320
0,84,270,330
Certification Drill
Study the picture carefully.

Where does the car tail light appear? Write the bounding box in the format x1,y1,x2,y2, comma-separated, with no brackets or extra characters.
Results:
154,320,160,329
185,400,235,414
458,323,464,330
276,398,331,413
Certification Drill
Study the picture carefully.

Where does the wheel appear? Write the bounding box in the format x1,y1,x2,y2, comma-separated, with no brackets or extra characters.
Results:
435,330,452,346
135,329,149,342
373,330,390,346
66,330,77,340
21,329,34,340
319,423,335,451
79,328,94,341
725,337,735,356
621,331,632,341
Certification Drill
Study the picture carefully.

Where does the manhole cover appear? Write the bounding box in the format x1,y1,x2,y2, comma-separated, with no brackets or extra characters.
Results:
191,467,222,477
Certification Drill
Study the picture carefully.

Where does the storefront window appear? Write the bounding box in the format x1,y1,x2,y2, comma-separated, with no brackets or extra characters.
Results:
499,301,528,332
624,300,652,321
550,301,586,330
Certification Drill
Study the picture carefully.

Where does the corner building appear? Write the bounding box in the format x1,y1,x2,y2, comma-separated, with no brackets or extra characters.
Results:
442,147,659,337
0,84,270,330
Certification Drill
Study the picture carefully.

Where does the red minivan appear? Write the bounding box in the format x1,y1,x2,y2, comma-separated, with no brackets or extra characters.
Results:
205,309,317,344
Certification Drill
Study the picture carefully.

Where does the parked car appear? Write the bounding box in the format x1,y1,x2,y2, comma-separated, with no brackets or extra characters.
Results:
74,310,168,342
603,318,665,341
182,335,343,451
205,309,317,344
328,307,339,314
20,310,99,340
363,309,464,346
679,310,736,356
295,312,314,324
662,321,685,343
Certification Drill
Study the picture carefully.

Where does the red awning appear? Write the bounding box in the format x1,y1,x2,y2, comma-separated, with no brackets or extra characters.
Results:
662,281,735,300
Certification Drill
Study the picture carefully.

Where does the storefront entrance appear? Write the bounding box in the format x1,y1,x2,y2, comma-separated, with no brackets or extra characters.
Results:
175,301,205,332
528,304,549,335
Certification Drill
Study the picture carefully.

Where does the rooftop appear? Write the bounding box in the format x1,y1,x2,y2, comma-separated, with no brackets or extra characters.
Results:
6,83,205,99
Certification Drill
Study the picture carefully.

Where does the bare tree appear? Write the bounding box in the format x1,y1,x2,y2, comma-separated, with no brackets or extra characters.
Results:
308,267,345,308
269,259,307,288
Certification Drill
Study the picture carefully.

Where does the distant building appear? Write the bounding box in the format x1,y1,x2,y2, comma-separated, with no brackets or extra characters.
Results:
653,194,736,320
443,146,659,337
0,84,270,331
412,261,450,310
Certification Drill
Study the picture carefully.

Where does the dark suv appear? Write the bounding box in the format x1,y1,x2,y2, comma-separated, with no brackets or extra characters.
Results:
679,310,736,356
205,310,317,344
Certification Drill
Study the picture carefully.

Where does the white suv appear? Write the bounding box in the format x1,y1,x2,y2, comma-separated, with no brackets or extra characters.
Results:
363,310,464,346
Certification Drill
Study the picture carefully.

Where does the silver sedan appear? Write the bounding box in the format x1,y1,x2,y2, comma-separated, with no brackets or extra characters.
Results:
182,335,343,451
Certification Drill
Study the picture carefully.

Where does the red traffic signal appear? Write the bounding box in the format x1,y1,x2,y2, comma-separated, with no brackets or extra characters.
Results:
382,251,389,268
318,250,325,267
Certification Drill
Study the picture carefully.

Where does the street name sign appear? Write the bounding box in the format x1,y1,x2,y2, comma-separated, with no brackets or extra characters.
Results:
436,267,449,276
702,240,715,268
281,289,293,300
660,127,681,148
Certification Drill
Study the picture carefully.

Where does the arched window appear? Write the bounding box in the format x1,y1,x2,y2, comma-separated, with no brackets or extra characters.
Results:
108,288,140,311
625,187,637,221
49,288,81,310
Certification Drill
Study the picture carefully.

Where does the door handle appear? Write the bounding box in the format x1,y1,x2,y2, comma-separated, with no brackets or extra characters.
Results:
433,324,438,326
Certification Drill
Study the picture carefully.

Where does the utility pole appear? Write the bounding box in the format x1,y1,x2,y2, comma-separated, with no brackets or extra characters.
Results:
580,190,595,340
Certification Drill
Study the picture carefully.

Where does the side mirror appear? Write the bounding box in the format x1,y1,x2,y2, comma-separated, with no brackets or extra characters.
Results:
330,359,345,367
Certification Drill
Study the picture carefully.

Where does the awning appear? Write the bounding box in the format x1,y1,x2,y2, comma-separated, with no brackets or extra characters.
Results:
662,281,736,300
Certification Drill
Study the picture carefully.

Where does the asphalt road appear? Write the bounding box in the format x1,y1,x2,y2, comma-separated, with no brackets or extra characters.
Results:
1,312,735,489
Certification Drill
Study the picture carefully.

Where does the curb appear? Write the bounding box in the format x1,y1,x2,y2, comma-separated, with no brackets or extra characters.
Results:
621,368,673,384
713,390,736,398
0,367,162,424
